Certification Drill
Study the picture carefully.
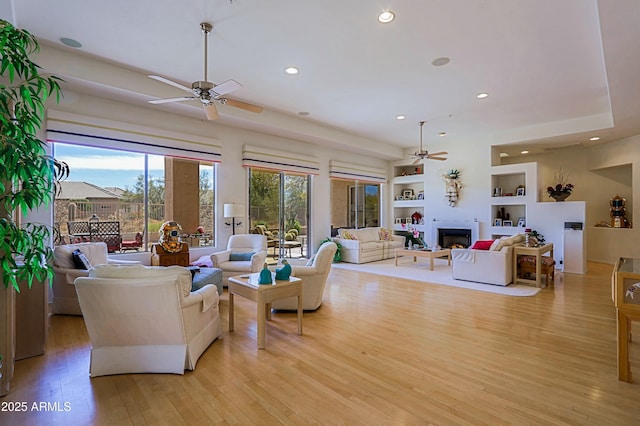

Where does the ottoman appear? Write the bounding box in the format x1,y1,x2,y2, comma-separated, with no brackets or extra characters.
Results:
191,267,223,295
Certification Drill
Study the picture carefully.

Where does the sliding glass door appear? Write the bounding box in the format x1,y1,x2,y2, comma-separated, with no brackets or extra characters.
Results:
331,179,380,233
249,169,310,259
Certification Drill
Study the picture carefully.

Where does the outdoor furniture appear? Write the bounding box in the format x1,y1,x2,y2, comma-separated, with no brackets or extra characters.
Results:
67,220,122,253
120,232,143,251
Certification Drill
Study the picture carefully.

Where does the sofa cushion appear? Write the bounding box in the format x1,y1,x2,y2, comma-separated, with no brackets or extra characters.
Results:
358,228,381,243
230,252,255,261
378,228,392,241
360,241,383,253
471,240,494,250
90,264,192,297
72,249,92,270
342,230,358,240
54,242,109,269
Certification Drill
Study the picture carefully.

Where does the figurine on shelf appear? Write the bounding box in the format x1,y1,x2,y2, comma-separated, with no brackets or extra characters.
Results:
275,259,292,281
258,263,272,285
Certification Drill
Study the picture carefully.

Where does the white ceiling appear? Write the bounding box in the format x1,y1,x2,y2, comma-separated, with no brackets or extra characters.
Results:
8,0,640,159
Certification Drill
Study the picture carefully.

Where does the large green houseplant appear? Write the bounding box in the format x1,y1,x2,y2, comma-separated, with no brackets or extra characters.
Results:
0,19,66,396
0,19,66,290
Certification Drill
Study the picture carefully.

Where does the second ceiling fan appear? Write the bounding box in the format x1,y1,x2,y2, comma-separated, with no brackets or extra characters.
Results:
412,121,448,164
148,22,263,120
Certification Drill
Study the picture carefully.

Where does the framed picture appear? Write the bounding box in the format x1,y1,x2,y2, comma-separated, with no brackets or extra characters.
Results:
400,218,406,224
395,218,402,224
517,217,526,227
417,191,424,200
405,217,412,224
516,187,525,196
503,220,513,227
494,218,502,226
396,195,404,201
402,189,414,199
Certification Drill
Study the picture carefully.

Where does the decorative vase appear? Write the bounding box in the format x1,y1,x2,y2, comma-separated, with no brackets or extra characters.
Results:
550,192,570,202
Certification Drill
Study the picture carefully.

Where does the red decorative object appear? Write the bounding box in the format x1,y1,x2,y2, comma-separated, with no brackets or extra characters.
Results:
411,211,423,224
471,240,494,250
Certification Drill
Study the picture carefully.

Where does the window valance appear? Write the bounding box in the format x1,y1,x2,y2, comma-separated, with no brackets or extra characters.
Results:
46,110,222,162
242,144,319,175
329,160,387,184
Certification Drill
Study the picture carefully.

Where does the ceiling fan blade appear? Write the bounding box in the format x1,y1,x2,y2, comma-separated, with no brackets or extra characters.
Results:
223,98,264,113
412,158,422,165
148,96,196,104
203,103,219,120
428,151,448,156
212,79,242,97
149,75,192,93
428,156,447,161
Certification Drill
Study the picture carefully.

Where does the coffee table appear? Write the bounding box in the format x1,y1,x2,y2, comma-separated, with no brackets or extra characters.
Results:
395,248,451,271
228,273,303,349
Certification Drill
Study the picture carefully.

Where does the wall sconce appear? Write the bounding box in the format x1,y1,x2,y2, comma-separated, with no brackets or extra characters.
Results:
224,203,244,235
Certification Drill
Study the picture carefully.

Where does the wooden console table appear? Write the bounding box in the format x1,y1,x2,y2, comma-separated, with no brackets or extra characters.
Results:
512,243,554,287
151,243,190,266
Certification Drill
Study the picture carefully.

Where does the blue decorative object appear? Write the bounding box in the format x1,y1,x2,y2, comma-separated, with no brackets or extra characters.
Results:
275,259,292,281
258,263,272,285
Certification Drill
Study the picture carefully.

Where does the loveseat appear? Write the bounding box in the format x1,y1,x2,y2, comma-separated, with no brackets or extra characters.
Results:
332,227,405,264
451,234,526,286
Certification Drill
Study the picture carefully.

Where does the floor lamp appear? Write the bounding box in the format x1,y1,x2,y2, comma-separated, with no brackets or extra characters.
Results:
224,203,244,235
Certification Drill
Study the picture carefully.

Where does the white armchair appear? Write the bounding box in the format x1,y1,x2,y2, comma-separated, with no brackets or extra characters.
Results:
74,264,223,377
52,242,140,315
271,242,338,311
210,234,268,286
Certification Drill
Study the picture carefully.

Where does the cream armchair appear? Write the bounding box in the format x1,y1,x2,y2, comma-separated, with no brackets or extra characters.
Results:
210,234,268,286
271,242,338,311
52,242,140,315
75,264,223,377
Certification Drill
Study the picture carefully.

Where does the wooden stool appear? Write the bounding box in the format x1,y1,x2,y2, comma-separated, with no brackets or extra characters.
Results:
518,255,555,284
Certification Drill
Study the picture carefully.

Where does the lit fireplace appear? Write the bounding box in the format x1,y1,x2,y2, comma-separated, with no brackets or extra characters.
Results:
438,228,471,248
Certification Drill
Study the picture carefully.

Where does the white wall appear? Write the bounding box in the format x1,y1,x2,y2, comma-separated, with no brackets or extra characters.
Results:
48,90,388,260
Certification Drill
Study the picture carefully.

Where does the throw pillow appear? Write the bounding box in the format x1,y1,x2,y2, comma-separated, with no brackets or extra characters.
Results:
190,254,213,268
71,249,92,270
378,228,391,241
471,240,494,250
230,252,255,261
342,231,357,240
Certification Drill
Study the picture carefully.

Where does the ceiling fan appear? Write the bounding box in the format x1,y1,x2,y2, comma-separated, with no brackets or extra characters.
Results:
412,121,448,164
148,22,263,120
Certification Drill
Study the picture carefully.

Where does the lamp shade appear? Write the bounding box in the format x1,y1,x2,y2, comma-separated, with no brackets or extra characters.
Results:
224,203,245,218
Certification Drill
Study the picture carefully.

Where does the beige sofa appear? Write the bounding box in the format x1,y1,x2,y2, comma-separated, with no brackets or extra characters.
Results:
451,234,525,286
75,264,223,377
332,227,405,264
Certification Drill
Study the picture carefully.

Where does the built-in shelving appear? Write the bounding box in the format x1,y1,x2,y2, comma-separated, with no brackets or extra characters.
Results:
490,163,538,239
392,163,425,234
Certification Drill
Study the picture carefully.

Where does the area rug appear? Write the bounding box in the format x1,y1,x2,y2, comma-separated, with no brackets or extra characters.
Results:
331,258,541,297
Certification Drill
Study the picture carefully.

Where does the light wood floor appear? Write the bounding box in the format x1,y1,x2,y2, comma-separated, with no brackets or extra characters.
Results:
2,262,639,425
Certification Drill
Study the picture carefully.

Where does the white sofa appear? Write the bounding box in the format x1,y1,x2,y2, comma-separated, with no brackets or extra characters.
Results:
332,227,405,264
75,264,223,377
451,234,525,286
52,242,140,315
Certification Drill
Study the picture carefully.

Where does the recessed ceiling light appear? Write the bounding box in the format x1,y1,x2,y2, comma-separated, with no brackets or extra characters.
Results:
378,10,395,23
477,92,489,99
432,57,450,67
589,136,600,141
520,150,529,154
298,111,310,116
60,37,82,48
396,115,406,120
285,67,299,75
439,132,447,137
499,152,510,157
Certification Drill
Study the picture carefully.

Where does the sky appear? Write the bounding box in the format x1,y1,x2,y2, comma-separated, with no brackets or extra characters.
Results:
54,143,165,189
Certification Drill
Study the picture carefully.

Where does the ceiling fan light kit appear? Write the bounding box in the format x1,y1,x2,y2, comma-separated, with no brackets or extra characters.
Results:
147,22,262,120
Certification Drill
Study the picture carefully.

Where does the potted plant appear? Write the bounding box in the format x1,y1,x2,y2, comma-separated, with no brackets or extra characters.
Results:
0,19,66,396
546,169,573,202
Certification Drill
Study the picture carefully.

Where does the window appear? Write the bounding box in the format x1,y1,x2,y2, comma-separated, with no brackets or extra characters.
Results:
53,142,215,252
331,179,381,230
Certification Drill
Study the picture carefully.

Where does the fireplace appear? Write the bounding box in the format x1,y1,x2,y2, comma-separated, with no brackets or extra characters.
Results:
438,228,471,248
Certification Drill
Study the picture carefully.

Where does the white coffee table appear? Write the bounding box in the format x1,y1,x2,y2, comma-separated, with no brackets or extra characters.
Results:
395,247,451,271
228,273,303,349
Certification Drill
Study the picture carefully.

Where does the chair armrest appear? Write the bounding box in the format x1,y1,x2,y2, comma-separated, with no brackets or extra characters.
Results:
390,235,406,244
290,265,319,277
53,267,90,285
333,238,359,249
210,250,231,267
250,250,268,272
107,259,142,265
183,285,219,312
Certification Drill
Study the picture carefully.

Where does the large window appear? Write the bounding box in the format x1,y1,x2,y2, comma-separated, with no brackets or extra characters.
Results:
331,179,381,231
249,168,310,259
53,142,215,252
